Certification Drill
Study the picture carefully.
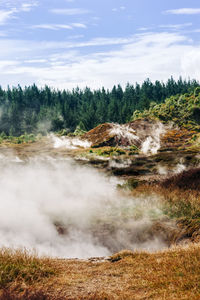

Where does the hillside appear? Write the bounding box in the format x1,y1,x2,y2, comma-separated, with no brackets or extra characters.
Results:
132,87,200,131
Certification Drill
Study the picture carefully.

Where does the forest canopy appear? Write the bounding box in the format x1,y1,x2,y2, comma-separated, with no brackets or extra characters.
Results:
0,77,198,136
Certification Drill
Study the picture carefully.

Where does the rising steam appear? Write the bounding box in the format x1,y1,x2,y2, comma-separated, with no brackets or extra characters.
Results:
109,124,139,143
141,123,165,155
51,134,91,149
0,153,167,258
50,121,165,156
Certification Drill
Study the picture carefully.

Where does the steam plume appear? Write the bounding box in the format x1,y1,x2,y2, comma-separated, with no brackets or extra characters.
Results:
0,154,167,258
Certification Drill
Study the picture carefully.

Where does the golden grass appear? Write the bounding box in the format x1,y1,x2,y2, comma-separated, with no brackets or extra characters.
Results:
131,180,200,220
0,244,200,299
0,249,54,292
130,180,200,246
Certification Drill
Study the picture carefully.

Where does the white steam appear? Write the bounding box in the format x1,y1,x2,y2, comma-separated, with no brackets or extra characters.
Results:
0,154,167,258
37,120,52,134
109,159,132,169
109,124,139,143
157,165,168,175
141,123,165,155
50,134,91,149
173,163,186,174
157,161,187,176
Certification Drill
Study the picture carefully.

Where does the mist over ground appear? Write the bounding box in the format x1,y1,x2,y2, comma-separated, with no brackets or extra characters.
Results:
0,152,167,258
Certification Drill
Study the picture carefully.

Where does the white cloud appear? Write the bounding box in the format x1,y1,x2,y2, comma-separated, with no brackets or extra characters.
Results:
138,27,152,31
50,8,90,15
0,1,38,12
0,9,15,25
165,8,200,15
0,32,199,90
32,24,73,30
0,1,38,25
71,23,87,29
20,2,38,12
159,23,193,30
32,23,87,31
112,6,126,12
15,36,136,51
68,34,84,39
58,36,137,49
24,59,47,64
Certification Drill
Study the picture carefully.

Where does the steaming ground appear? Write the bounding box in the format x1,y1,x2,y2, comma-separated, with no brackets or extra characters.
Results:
0,153,168,258
0,122,177,258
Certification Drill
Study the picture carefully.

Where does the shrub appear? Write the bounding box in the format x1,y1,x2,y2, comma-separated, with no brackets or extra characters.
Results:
132,90,200,131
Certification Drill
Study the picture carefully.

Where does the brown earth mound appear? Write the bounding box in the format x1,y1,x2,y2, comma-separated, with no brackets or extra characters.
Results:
82,118,193,150
82,119,160,148
81,123,115,148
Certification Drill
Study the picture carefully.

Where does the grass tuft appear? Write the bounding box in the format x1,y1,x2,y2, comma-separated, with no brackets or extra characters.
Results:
0,249,54,289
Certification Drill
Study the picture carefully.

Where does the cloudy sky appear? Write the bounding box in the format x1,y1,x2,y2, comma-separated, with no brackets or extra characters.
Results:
0,0,200,89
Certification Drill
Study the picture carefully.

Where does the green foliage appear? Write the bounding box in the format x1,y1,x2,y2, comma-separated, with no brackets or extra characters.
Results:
58,128,68,136
0,133,36,144
0,77,197,136
73,121,87,136
132,89,200,131
194,87,200,97
128,145,139,155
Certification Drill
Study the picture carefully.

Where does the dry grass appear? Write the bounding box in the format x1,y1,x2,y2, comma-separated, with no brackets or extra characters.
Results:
161,168,200,191
0,245,200,299
0,249,54,293
160,128,194,149
131,168,200,220
130,170,200,246
148,186,200,220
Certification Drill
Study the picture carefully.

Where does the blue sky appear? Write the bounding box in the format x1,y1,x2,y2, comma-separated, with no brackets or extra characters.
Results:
0,0,200,89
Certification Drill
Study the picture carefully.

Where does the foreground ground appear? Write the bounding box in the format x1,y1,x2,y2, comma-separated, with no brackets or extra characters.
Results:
0,244,200,300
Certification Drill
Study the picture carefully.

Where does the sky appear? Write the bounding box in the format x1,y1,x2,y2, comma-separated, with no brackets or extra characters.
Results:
0,0,200,90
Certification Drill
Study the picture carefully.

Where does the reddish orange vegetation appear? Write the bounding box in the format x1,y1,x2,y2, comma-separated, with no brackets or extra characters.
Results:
160,128,195,149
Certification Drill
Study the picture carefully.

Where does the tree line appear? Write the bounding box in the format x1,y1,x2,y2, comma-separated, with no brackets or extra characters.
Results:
0,77,198,136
